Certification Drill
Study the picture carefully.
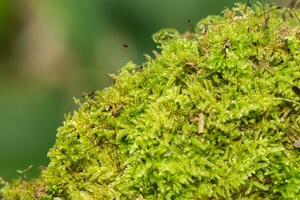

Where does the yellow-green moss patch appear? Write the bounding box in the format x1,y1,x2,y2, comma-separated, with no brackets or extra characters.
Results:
1,3,300,200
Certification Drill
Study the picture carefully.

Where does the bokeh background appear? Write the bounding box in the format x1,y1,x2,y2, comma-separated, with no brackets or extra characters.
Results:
0,0,286,180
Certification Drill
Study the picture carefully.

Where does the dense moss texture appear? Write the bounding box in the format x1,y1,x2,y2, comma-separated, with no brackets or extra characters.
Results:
1,3,300,200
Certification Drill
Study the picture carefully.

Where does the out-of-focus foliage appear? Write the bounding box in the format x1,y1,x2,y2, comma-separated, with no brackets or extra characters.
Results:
1,0,266,180
2,3,299,199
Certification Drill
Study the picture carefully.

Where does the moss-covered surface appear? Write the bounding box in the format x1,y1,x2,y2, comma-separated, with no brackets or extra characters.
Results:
1,3,300,199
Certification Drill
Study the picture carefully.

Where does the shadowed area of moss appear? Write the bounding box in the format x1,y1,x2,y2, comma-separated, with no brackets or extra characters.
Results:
1,3,300,199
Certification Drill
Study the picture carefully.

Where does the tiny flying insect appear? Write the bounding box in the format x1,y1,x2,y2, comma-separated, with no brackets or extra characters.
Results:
121,43,133,61
187,19,201,46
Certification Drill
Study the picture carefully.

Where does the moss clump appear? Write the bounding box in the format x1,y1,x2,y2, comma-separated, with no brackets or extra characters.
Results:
1,3,300,199
0,179,45,200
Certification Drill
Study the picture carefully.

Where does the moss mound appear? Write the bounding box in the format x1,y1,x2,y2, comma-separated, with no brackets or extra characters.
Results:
1,3,300,199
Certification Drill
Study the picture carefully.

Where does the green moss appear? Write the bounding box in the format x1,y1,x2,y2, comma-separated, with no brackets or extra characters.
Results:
0,179,46,200
1,3,300,199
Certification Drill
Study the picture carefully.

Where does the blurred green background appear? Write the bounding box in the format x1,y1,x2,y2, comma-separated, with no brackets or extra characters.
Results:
0,0,283,180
